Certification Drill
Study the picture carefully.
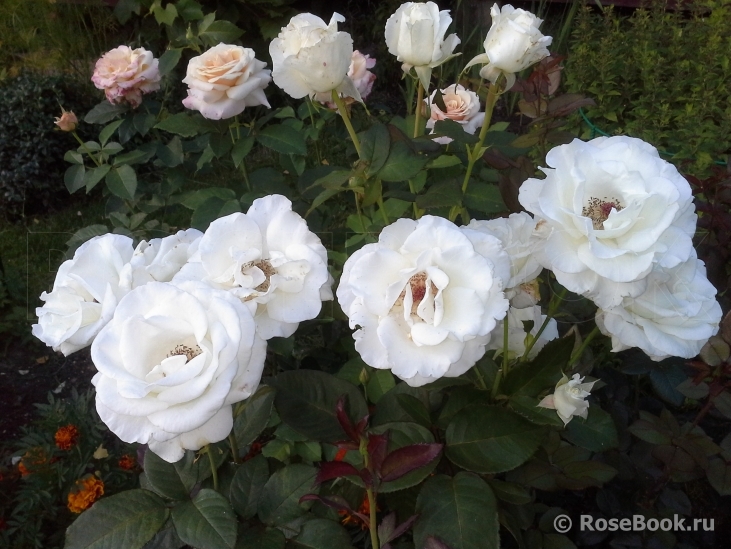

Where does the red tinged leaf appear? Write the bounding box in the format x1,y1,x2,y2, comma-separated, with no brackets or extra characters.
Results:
298,494,369,525
389,514,418,542
380,443,443,483
367,433,389,475
336,395,367,443
315,461,361,484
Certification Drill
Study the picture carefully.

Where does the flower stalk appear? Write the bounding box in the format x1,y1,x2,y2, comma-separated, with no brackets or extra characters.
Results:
332,90,363,159
414,79,424,138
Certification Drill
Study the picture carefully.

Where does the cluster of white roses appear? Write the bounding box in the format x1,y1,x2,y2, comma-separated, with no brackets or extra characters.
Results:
33,196,332,462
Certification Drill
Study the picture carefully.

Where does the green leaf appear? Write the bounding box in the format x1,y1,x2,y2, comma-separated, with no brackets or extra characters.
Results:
396,394,431,427
257,124,307,155
427,155,462,169
310,170,351,191
360,122,390,177
446,406,545,473
486,479,533,505
105,165,137,200
155,113,210,137
84,101,127,124
464,182,505,214
152,1,178,25
65,489,168,549
562,461,618,485
64,150,84,164
413,473,499,549
231,136,254,168
234,385,276,450
133,113,157,136
236,528,285,549
257,464,318,526
84,164,111,192
415,180,462,209
290,518,353,549
649,359,686,406
191,197,238,231
378,141,427,182
500,337,574,397
65,225,109,257
562,407,619,452
176,0,204,21
157,137,184,167
508,395,564,427
64,164,86,193
199,20,244,46
272,370,368,442
159,48,183,75
143,451,192,500
100,120,124,146
432,119,479,145
230,455,268,519
177,187,236,210
366,370,396,404
172,489,237,549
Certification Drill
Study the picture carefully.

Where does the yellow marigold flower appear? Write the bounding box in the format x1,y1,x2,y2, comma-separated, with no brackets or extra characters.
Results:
55,424,79,450
67,476,104,513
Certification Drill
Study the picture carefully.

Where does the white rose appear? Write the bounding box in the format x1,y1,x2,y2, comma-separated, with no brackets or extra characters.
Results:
91,281,266,463
337,216,510,387
518,136,697,309
269,13,361,103
487,304,558,360
425,84,484,145
465,4,552,90
538,373,597,425
32,234,134,356
384,2,460,91
174,195,332,340
467,212,545,290
120,229,202,291
182,43,271,120
596,251,722,361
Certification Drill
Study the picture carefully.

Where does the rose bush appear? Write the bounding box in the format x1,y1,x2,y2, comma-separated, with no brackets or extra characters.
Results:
337,216,510,386
465,3,552,90
182,43,271,120
425,84,484,144
91,46,161,107
91,281,266,463
270,13,361,102
518,135,697,309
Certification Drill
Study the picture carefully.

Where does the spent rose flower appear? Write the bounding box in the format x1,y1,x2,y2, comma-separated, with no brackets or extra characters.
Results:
174,195,333,340
596,251,722,361
538,373,597,425
337,216,510,387
385,2,460,91
32,234,135,356
182,44,271,120
92,46,161,108
425,84,484,144
465,4,552,90
319,50,377,108
55,109,78,132
270,13,361,103
91,281,266,463
518,136,697,309
487,304,558,360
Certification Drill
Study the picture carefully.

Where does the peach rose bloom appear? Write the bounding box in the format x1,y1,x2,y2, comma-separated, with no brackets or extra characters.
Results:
55,110,78,132
92,46,161,108
182,43,271,120
425,84,485,145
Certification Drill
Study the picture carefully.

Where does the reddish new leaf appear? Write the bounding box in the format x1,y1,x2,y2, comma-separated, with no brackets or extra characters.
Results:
380,443,443,483
299,494,369,524
336,396,360,443
389,514,419,542
316,460,361,484
367,433,389,475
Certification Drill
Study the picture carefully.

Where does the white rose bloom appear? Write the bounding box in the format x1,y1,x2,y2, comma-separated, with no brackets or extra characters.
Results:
467,212,545,290
465,3,552,90
425,84,484,145
91,281,266,463
487,304,558,360
269,13,362,103
182,43,271,120
337,216,510,387
538,373,597,425
120,229,202,291
384,2,461,91
518,136,697,309
596,251,722,361
32,234,134,356
174,195,332,340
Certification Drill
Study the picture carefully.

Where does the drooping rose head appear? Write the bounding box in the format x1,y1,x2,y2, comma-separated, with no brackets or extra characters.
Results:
182,44,271,120
91,281,266,463
270,13,361,103
92,46,161,108
465,3,552,90
425,84,484,144
55,109,78,132
337,216,510,387
518,136,697,309
538,374,597,425
385,2,460,90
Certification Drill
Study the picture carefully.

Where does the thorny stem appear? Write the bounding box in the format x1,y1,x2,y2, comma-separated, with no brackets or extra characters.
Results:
72,131,102,167
332,91,362,159
414,79,424,138
460,81,499,195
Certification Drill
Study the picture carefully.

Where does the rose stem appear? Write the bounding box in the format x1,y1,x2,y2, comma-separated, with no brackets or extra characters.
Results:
305,98,322,164
408,179,424,219
331,90,362,159
361,444,379,549
521,286,568,362
460,81,499,196
228,433,240,464
568,325,601,367
490,368,502,400
71,131,102,168
414,79,424,138
207,445,219,491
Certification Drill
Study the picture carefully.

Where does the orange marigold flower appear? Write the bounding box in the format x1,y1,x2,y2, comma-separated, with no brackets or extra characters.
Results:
118,454,136,470
18,461,30,477
334,448,348,461
18,447,48,476
339,493,376,530
55,424,80,450
67,476,104,513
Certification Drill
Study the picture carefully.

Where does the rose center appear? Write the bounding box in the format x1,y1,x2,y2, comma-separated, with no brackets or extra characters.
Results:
167,344,202,362
242,259,276,293
395,272,438,315
582,197,623,230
